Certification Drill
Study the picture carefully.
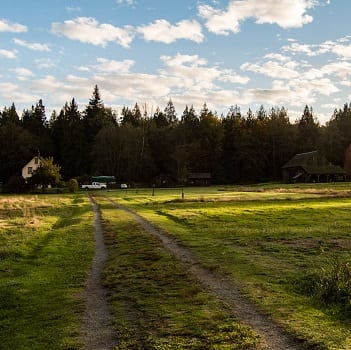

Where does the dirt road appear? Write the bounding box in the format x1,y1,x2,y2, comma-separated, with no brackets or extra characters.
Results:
109,199,311,350
80,196,117,350
81,194,313,349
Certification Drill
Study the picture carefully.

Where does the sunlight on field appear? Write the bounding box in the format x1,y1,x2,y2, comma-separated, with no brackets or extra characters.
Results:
104,183,351,349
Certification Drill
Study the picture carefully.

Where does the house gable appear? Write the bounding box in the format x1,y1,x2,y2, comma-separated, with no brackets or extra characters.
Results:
22,156,43,179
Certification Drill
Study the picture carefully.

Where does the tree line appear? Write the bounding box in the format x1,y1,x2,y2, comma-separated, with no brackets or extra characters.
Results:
1,85,351,188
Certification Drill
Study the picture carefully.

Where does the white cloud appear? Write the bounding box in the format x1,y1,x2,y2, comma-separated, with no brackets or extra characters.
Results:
322,103,338,109
324,42,351,59
24,52,248,116
0,49,17,59
0,82,36,103
51,17,134,48
340,80,351,87
77,58,135,74
241,60,299,79
11,68,33,81
138,19,204,44
283,42,317,56
283,37,351,59
94,73,173,101
264,53,291,62
219,69,250,84
14,38,51,52
0,19,27,33
77,66,91,72
242,88,293,106
237,42,343,111
322,61,351,78
198,0,317,35
36,75,61,92
35,58,56,69
95,58,135,73
160,53,248,92
117,0,135,5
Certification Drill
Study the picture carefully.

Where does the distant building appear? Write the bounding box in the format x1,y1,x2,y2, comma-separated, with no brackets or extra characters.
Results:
282,150,346,183
187,172,212,186
22,154,43,180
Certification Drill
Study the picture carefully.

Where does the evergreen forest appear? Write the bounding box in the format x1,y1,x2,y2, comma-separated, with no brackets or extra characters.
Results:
1,85,351,188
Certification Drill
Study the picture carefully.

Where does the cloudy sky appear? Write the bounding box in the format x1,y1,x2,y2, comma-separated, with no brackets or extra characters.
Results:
0,0,349,123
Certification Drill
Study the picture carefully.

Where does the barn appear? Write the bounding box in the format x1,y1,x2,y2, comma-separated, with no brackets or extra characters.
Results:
282,150,346,183
187,172,212,186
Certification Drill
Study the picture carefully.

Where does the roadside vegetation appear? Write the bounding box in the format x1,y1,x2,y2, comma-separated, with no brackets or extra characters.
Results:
105,183,351,349
0,194,94,349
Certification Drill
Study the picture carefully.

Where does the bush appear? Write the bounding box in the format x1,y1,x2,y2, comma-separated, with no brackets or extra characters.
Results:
67,178,79,193
4,175,27,193
316,257,351,306
294,257,351,318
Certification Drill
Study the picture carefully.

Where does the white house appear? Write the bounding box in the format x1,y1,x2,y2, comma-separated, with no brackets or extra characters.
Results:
22,155,43,180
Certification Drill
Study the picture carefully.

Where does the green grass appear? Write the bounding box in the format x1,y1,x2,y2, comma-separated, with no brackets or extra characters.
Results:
105,184,351,349
0,194,94,349
1,184,351,349
94,196,259,349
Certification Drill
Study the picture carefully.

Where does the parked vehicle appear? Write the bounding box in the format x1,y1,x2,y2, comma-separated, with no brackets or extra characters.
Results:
81,182,107,190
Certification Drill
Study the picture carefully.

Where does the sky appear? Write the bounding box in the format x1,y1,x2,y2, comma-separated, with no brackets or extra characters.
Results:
0,0,350,124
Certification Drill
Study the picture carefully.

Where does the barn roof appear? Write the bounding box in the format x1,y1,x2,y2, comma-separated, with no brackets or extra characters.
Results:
282,150,319,168
282,150,345,175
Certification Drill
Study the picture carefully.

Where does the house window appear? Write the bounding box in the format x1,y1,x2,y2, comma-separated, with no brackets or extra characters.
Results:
28,167,33,174
34,157,39,164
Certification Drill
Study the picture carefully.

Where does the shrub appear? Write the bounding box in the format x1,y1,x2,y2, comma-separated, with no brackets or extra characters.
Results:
316,257,351,306
294,257,351,318
67,178,79,193
4,175,27,193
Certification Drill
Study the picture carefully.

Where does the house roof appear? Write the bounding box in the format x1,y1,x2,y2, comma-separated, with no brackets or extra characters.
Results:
282,150,319,168
22,155,44,170
282,150,345,175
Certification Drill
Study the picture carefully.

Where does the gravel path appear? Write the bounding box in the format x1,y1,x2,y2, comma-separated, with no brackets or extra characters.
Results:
108,199,312,350
80,195,117,350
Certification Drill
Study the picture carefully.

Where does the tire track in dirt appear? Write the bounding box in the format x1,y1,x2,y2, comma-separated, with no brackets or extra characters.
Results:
80,195,117,350
108,198,313,350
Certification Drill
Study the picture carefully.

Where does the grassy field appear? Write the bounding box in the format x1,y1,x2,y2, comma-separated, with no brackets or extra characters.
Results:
0,194,94,349
1,184,350,349
105,183,351,350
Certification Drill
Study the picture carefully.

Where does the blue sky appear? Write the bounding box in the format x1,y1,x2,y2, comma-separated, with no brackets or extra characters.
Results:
0,0,349,123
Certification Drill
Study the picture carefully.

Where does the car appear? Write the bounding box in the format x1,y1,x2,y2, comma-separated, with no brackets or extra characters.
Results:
81,182,107,190
120,183,128,189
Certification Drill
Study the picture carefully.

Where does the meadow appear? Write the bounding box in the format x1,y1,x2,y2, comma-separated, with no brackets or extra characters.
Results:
0,194,95,349
104,183,351,349
0,183,350,349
